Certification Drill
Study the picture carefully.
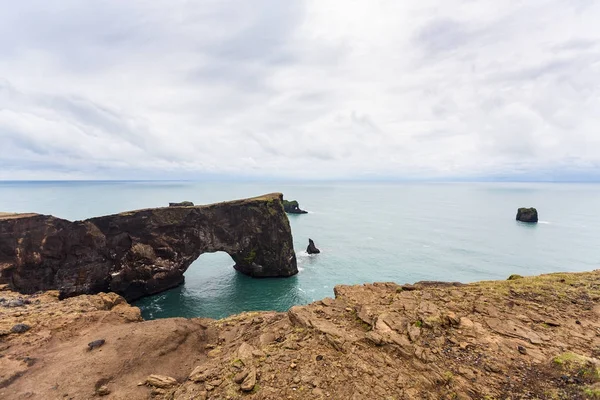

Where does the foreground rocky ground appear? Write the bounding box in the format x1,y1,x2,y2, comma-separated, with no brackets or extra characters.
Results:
1,271,600,399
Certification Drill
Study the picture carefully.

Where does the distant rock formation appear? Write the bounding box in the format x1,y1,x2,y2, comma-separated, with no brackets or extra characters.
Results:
169,201,194,207
516,208,538,223
307,238,320,254
0,193,297,301
282,200,308,214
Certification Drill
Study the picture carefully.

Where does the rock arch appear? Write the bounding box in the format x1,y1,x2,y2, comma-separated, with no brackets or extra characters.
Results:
0,193,297,301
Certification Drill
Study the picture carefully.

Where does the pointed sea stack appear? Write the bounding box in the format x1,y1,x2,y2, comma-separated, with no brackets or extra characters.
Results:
307,238,320,254
516,207,538,223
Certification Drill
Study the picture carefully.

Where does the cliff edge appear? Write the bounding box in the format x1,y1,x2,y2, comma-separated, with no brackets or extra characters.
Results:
0,193,297,301
1,270,600,399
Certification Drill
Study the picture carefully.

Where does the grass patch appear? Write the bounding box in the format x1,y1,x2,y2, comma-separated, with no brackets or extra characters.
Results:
553,352,600,382
584,387,600,398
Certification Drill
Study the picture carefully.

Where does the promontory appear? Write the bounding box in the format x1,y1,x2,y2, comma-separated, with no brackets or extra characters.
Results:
0,193,297,301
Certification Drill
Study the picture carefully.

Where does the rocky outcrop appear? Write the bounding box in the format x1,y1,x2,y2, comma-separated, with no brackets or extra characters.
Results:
2,270,600,399
516,207,538,223
307,238,320,254
0,193,297,301
282,200,308,214
168,201,194,207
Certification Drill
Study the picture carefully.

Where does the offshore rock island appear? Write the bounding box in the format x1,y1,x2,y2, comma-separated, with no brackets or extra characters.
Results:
1,271,600,399
282,200,308,214
0,193,297,301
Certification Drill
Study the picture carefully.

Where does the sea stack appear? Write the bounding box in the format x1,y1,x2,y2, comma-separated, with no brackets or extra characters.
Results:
516,207,538,223
307,238,320,254
282,200,308,214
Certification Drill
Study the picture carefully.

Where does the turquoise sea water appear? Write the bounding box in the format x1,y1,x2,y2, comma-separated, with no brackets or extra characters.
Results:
1,181,599,319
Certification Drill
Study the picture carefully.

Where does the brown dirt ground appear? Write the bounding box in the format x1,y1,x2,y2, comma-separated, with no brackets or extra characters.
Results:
1,270,600,400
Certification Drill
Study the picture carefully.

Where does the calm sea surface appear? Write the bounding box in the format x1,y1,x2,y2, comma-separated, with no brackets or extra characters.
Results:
1,181,599,319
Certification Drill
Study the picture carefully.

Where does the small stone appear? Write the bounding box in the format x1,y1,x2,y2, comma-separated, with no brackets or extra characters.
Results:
208,379,222,387
7,299,25,308
240,367,256,392
87,339,106,351
576,320,582,325
252,349,267,357
445,312,460,327
146,374,178,388
290,362,297,369
259,332,277,346
233,370,250,384
518,346,527,355
316,355,324,361
11,323,31,334
96,385,110,396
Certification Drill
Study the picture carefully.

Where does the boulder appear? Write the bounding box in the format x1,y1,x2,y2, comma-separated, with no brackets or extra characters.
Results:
307,238,320,254
169,201,194,207
516,208,538,223
282,200,308,214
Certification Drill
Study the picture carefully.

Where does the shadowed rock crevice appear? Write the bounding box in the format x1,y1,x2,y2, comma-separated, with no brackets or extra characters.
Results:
0,193,297,301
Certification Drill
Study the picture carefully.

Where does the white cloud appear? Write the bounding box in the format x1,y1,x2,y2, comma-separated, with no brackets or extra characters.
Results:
0,0,599,180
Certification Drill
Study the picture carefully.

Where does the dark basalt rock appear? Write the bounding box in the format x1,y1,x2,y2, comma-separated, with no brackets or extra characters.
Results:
307,238,320,254
169,201,194,207
282,200,308,214
0,193,297,301
516,208,538,223
11,323,31,334
88,339,106,350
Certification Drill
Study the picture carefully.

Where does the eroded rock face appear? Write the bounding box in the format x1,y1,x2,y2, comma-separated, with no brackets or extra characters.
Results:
0,193,297,300
282,200,307,214
307,238,320,254
516,207,538,223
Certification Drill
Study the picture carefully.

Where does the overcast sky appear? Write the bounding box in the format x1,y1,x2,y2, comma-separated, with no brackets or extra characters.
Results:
1,0,599,181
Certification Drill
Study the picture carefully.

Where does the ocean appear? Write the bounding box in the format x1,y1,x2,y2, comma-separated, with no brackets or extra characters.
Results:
1,181,598,320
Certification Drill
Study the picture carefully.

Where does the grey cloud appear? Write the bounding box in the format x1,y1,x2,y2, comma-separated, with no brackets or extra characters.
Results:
1,1,600,180
552,39,597,52
414,19,475,53
488,58,588,82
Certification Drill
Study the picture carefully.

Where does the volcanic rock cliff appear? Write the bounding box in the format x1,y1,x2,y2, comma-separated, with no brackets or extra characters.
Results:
0,193,297,301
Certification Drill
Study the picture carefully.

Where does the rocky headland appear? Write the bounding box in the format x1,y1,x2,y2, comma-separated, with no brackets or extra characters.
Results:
0,194,297,301
1,270,600,399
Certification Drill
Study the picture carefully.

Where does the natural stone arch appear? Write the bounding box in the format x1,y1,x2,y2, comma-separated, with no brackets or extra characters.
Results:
0,193,297,301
